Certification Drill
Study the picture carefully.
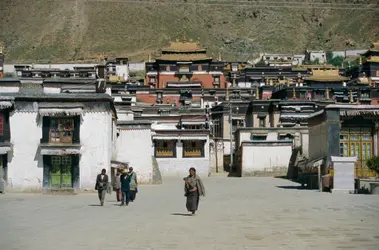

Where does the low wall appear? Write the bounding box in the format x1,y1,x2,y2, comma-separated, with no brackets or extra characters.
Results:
241,141,292,177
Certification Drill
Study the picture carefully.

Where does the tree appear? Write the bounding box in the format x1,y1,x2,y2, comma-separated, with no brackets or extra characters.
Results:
326,51,344,67
366,156,379,176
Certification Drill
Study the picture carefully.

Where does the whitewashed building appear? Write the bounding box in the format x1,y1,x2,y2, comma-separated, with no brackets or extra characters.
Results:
152,121,210,177
115,121,155,184
1,91,116,192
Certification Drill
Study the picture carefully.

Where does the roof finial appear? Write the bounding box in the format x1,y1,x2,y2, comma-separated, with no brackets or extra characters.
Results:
218,51,222,61
359,56,362,65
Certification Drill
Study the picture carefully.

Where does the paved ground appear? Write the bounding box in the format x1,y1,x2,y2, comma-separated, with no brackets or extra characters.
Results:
1,177,379,250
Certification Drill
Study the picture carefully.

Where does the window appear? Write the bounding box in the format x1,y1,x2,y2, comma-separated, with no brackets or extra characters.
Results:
179,66,189,73
155,140,176,158
251,135,267,141
259,117,266,128
0,114,3,135
214,77,220,84
183,140,204,158
49,119,74,144
149,77,156,84
183,125,202,130
339,128,373,177
361,92,370,98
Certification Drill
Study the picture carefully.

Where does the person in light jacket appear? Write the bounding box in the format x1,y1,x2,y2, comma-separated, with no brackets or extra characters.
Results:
128,167,138,202
113,169,122,202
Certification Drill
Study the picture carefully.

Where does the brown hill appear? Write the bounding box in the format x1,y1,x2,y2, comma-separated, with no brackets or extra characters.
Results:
1,0,378,63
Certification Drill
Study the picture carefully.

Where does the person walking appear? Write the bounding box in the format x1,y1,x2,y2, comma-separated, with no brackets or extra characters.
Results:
95,168,109,206
128,167,138,202
113,169,122,202
183,167,205,215
120,169,130,206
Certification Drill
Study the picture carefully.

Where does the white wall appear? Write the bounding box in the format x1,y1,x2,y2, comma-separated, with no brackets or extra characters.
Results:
7,110,112,191
80,112,112,189
0,86,20,93
129,62,145,72
43,87,61,94
116,128,153,183
241,143,292,176
157,139,210,178
8,112,44,191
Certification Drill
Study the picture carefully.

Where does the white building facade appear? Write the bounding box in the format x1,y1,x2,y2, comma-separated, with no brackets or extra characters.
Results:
1,92,115,192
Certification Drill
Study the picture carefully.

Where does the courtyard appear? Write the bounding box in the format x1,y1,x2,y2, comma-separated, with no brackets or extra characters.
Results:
0,177,379,250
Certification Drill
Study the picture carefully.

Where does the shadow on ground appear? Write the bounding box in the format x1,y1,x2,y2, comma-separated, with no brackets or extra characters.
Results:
276,185,305,190
171,213,192,216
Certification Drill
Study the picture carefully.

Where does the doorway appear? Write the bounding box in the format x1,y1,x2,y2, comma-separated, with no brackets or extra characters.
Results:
46,156,75,188
0,154,7,182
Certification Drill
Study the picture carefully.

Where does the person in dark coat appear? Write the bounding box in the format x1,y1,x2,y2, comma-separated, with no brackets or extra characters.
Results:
120,169,130,206
95,168,109,206
184,167,205,215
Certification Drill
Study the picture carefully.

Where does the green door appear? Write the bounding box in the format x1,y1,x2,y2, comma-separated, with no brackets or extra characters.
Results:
50,156,73,188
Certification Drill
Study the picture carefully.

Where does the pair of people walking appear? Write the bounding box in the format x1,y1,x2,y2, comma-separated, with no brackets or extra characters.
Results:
113,167,138,206
95,167,138,206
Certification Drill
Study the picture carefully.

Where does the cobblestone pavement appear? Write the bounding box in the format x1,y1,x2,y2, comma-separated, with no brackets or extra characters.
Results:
1,177,379,250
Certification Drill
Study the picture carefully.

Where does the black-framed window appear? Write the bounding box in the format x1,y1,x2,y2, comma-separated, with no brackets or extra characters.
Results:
155,140,176,158
41,116,80,144
182,140,205,158
0,112,10,143
259,117,266,128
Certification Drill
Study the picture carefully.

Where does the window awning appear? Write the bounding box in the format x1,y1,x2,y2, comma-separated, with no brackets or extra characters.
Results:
153,135,208,141
38,108,83,117
0,101,13,110
0,146,11,155
181,121,205,125
257,112,266,118
40,148,81,155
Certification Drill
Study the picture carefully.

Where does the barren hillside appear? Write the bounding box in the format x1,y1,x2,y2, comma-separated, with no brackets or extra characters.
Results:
1,0,378,63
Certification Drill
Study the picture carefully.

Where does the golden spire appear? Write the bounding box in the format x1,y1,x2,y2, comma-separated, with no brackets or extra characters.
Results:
148,54,151,62
256,86,260,100
218,51,222,61
0,42,3,54
226,81,230,101
359,56,362,65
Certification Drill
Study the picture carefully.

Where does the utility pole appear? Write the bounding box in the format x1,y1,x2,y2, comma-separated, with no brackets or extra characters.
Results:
229,100,233,173
225,78,233,173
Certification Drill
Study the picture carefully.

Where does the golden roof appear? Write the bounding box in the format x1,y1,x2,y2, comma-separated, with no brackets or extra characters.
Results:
305,75,350,82
162,40,206,53
156,38,212,61
362,41,379,56
156,53,212,61
305,68,349,82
